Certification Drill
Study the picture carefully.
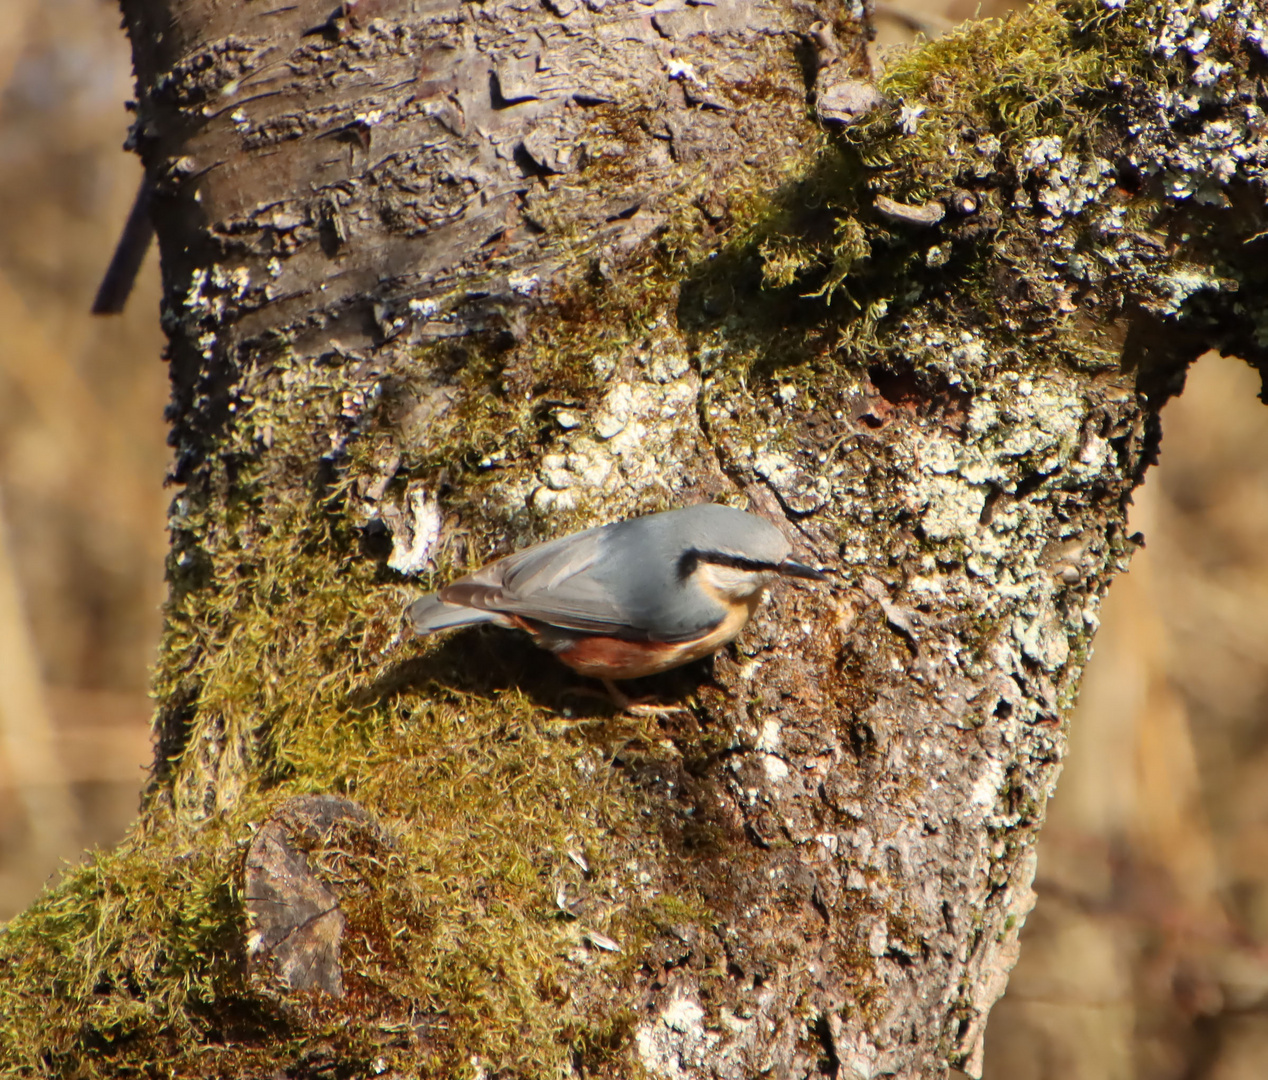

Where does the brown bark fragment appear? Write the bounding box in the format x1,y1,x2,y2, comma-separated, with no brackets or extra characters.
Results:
244,794,383,996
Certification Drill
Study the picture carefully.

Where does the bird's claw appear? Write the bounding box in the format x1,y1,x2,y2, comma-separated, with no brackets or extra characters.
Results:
622,700,690,718
562,681,687,716
601,679,688,717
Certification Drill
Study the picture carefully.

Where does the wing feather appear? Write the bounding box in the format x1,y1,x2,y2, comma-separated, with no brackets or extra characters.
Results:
439,523,657,638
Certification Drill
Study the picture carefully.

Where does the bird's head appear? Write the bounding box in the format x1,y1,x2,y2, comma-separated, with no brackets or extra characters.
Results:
632,503,828,608
676,544,826,603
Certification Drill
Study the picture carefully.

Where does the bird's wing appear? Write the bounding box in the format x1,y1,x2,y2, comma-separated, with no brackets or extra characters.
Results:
405,593,504,635
439,524,653,638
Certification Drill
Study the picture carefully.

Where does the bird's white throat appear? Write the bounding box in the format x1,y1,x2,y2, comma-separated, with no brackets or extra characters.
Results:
696,561,777,601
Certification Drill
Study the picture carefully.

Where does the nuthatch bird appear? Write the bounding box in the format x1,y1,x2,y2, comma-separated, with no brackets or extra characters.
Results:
405,504,826,709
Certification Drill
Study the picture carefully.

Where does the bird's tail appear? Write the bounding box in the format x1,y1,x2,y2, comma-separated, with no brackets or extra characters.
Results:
405,593,500,635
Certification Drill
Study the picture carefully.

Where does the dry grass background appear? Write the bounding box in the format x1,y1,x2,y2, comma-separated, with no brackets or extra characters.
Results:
0,0,167,917
1,2,1266,1077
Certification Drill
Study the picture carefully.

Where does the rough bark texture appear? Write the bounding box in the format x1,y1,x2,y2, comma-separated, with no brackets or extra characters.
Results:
3,0,1268,1078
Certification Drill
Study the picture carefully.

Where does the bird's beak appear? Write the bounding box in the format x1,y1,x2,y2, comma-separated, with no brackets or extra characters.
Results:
777,559,828,582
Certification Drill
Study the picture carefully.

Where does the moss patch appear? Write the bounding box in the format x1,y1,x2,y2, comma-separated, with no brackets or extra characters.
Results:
675,0,1166,392
862,0,1154,196
0,490,693,1077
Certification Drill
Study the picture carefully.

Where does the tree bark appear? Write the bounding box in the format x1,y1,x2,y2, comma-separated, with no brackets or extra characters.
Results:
3,0,1267,1078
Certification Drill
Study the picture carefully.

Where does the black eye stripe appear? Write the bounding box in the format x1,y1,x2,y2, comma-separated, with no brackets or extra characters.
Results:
677,549,699,581
678,548,779,579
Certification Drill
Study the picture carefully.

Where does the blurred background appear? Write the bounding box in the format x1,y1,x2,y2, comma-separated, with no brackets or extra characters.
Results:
1,2,1266,1078
0,0,167,913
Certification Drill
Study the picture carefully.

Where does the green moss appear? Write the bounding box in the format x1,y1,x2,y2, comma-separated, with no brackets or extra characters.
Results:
0,486,702,1076
0,818,244,1076
861,0,1152,196
673,0,1168,395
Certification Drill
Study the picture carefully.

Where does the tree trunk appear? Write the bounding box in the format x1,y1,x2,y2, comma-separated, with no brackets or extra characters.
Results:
3,0,1267,1077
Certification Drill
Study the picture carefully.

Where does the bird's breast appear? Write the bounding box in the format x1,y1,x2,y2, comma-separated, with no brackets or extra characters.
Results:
549,590,764,681
552,636,687,680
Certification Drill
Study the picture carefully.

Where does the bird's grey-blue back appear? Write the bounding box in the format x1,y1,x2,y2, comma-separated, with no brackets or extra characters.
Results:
501,504,789,641
410,504,791,642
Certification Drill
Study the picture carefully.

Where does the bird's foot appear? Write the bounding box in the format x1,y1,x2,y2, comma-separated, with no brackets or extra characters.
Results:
601,679,688,717
560,680,688,716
